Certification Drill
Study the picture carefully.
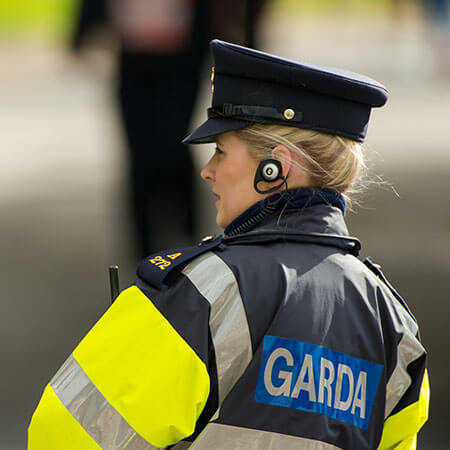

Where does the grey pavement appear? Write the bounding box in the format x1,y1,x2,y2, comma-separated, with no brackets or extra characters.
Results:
1,12,449,449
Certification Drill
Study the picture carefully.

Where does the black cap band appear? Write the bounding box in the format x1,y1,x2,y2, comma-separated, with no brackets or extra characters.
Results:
208,104,304,124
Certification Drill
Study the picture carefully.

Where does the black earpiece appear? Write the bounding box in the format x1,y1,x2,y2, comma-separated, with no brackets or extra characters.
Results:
254,159,287,194
261,161,280,181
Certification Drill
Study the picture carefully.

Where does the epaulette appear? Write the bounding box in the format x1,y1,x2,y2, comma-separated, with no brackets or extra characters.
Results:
137,235,223,289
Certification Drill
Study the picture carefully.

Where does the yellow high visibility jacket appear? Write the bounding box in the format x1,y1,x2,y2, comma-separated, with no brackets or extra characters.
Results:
28,207,429,449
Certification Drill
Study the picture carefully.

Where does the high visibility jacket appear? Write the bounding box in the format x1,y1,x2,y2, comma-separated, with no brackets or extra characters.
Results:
28,203,429,449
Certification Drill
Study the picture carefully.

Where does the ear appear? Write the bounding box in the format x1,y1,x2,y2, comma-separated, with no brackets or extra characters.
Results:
272,145,292,179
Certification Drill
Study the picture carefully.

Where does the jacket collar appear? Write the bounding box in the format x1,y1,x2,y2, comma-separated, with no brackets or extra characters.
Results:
224,187,347,237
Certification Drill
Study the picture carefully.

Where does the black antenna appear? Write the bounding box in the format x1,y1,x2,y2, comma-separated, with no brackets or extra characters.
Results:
109,265,120,304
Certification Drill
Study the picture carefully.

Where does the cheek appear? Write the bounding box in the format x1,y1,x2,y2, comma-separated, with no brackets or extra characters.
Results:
215,154,259,220
225,169,250,196
227,172,258,211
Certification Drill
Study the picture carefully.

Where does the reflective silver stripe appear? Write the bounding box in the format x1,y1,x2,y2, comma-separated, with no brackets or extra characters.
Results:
50,354,160,449
182,252,252,404
384,298,426,418
190,423,343,449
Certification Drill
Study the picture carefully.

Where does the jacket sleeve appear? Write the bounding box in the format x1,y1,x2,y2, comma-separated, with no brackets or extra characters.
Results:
378,294,430,449
379,369,429,449
28,250,251,449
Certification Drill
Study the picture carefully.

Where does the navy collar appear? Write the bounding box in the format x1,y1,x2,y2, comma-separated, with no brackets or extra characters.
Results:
224,187,346,237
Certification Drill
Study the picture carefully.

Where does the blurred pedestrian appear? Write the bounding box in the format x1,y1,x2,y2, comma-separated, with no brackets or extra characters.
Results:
71,0,267,258
422,0,450,74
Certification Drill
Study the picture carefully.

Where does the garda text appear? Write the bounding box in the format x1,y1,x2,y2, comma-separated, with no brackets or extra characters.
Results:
254,336,383,430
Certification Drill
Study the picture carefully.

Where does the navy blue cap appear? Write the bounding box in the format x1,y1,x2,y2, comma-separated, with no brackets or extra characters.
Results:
183,40,388,144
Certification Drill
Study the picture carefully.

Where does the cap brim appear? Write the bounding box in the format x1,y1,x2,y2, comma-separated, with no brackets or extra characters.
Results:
183,117,250,144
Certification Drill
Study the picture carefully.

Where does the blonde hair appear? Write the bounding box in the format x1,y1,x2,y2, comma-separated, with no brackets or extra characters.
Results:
235,124,366,206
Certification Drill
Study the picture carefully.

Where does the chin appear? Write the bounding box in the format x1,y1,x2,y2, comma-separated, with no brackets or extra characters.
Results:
216,211,229,229
216,216,227,229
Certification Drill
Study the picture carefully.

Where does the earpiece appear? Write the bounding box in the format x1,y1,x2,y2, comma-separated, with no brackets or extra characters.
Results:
254,159,287,194
261,161,280,181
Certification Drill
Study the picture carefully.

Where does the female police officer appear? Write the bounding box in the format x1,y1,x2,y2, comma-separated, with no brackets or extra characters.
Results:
29,40,429,449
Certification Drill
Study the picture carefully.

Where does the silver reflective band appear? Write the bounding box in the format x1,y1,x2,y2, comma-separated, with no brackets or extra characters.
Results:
384,298,425,418
50,354,160,449
183,252,253,404
171,441,191,449
190,423,343,449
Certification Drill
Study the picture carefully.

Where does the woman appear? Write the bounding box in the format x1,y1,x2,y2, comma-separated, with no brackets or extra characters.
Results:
29,40,429,449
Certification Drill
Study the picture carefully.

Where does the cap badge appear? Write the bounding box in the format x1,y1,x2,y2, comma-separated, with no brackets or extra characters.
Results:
211,67,215,94
283,108,295,120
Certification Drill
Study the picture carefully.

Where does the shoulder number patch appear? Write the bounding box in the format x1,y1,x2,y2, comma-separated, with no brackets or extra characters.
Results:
149,253,182,271
255,336,383,430
137,236,223,288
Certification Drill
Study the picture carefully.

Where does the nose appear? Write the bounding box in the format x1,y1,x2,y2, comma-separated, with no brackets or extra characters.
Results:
201,156,215,182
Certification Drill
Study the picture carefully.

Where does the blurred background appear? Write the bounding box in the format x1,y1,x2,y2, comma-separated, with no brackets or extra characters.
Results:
1,0,449,448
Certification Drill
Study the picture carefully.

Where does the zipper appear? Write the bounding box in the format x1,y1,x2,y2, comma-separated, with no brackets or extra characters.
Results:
225,202,280,237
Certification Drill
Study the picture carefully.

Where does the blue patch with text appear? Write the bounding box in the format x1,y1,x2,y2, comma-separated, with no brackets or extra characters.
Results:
255,336,383,430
